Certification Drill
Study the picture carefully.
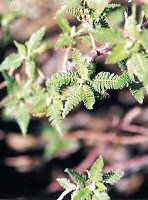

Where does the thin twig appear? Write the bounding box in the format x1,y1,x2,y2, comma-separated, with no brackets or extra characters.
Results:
66,130,148,145
119,107,148,136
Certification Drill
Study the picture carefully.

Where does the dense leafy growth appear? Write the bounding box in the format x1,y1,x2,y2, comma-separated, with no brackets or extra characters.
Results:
57,155,124,200
0,0,148,135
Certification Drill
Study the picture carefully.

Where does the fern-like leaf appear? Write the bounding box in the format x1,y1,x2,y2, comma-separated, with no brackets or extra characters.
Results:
115,72,131,89
65,168,87,186
46,71,78,88
59,0,82,20
57,33,76,48
63,85,82,117
103,171,124,185
89,155,104,183
72,49,89,79
81,85,95,109
46,99,63,135
93,72,119,93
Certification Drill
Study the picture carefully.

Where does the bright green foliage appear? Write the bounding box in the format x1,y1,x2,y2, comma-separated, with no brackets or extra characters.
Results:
1,0,148,135
93,72,119,93
57,155,124,200
47,99,63,135
57,33,76,48
0,53,23,71
72,49,89,80
89,155,104,183
127,53,148,84
65,168,87,186
1,72,18,94
46,87,63,135
81,85,95,109
26,27,46,57
130,84,145,104
63,85,83,117
56,15,78,48
103,171,124,185
92,28,124,46
46,71,78,88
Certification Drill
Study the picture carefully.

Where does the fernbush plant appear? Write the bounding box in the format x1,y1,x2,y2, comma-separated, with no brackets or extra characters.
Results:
1,0,147,135
1,0,147,198
57,156,124,200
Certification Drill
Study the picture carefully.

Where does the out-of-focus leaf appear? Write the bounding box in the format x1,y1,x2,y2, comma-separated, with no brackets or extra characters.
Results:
14,41,27,58
0,53,23,71
57,15,71,33
16,104,30,135
2,71,18,94
26,27,46,56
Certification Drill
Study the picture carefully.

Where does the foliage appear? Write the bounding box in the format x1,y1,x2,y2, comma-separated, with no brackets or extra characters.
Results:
0,0,148,136
57,155,124,200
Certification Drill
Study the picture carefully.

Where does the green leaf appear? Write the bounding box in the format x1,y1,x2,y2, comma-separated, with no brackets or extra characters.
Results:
57,33,75,48
93,72,119,93
127,53,148,85
96,182,107,193
63,85,83,117
93,191,110,200
26,27,46,56
2,71,18,94
57,15,71,33
57,178,76,190
72,49,89,80
0,53,23,71
115,72,131,89
14,41,27,58
89,155,104,183
65,168,87,186
81,85,95,109
103,171,124,185
92,28,124,46
16,104,30,135
130,84,145,104
46,70,77,88
107,42,130,64
47,99,63,135
73,187,91,200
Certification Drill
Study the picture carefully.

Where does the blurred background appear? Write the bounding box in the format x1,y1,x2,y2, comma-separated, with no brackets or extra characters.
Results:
0,0,148,199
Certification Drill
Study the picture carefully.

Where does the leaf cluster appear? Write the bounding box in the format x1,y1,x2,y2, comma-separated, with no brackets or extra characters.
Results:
57,155,124,200
0,0,148,135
